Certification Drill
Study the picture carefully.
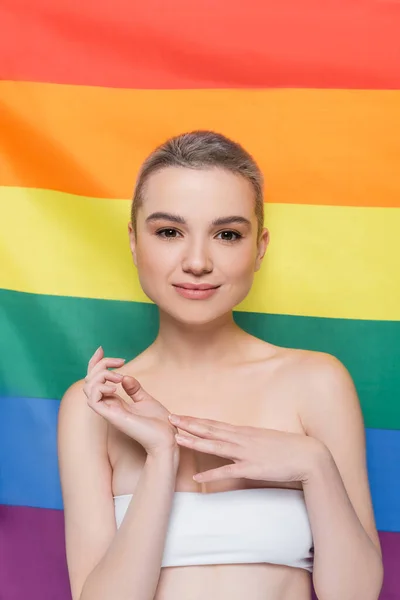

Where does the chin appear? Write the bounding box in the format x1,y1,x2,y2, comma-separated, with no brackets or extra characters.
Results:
140,278,253,323
170,307,228,326
145,288,252,326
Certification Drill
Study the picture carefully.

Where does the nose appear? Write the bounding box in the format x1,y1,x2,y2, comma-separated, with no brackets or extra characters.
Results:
181,238,213,275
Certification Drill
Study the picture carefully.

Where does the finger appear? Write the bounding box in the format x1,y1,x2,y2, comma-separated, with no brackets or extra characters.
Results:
99,383,118,395
89,357,126,378
170,415,237,441
89,369,124,387
91,383,118,403
84,370,124,400
89,393,139,434
89,393,125,417
121,376,147,402
87,345,104,373
193,463,242,483
175,434,241,460
87,356,126,378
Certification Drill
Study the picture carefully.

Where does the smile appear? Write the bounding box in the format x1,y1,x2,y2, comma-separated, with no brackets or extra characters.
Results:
172,284,221,300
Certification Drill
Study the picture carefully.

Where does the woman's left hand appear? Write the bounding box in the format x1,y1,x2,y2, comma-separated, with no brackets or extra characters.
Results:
168,413,325,484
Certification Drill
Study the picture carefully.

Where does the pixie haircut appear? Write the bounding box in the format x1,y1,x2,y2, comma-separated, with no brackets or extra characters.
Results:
131,130,264,239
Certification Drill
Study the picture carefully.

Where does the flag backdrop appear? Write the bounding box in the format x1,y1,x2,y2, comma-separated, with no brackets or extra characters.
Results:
1,1,399,598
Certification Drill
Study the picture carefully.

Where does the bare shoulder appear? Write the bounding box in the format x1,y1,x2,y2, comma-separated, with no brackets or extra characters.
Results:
292,347,352,382
291,348,358,408
271,345,354,393
58,379,116,600
59,377,86,411
58,378,110,495
58,377,109,445
274,347,381,555
270,346,360,428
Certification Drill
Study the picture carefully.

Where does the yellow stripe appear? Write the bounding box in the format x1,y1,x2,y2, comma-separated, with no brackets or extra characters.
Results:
1,187,399,320
1,82,399,207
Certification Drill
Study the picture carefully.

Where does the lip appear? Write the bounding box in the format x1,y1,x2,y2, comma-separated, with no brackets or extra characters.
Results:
172,283,221,300
173,283,220,290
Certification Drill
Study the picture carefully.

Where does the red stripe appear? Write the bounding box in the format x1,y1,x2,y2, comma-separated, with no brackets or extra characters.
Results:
1,0,400,89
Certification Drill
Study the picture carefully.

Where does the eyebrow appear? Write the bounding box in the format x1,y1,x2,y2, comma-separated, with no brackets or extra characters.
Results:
145,212,252,228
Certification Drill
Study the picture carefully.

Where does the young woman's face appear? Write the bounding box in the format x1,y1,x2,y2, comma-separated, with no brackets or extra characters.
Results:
128,167,269,325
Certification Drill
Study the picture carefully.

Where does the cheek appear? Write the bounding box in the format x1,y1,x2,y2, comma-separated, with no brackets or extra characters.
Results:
135,245,168,303
135,239,177,284
223,245,257,278
134,241,158,290
137,250,160,273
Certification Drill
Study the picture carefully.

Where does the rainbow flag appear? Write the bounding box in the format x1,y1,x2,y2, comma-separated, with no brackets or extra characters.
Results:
1,1,399,598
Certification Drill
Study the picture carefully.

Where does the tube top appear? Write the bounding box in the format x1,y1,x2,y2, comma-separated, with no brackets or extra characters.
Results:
113,487,314,572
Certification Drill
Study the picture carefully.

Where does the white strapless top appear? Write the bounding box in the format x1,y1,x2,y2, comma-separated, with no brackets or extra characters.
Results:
113,488,314,572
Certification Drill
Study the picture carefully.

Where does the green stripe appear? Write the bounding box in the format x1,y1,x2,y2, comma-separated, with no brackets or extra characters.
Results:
1,289,399,429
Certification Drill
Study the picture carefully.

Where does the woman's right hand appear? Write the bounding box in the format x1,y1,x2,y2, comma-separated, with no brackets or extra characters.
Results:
83,346,179,461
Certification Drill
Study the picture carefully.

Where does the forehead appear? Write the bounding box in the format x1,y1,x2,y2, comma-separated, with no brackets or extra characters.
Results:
141,167,256,218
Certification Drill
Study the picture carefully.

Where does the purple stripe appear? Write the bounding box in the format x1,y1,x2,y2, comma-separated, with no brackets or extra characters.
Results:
380,531,400,600
0,505,71,600
313,531,400,600
1,505,399,599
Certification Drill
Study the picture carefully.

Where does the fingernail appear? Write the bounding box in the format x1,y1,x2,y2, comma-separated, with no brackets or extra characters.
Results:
97,345,102,352
169,414,180,425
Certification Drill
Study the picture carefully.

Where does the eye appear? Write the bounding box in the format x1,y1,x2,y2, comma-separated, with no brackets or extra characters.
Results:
216,230,242,242
156,228,182,239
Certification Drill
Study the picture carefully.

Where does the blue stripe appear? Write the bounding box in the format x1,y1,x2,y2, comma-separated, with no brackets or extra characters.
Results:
0,396,63,510
366,428,400,532
1,395,399,531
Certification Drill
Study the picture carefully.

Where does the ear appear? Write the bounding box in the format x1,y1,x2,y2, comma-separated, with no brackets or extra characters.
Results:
128,222,137,266
254,228,270,272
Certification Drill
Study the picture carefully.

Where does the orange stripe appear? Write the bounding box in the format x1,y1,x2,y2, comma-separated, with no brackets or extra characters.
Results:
1,82,399,206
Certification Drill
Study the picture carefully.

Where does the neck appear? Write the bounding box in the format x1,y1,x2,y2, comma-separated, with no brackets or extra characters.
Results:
151,310,249,370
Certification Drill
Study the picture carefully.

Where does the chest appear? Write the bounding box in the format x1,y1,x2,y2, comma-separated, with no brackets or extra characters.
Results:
108,373,305,495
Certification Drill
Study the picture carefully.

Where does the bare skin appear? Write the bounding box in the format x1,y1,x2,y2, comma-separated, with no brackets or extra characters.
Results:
58,165,381,600
109,335,313,600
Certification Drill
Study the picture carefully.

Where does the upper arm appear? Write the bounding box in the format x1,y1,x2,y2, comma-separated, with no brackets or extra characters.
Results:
298,352,382,557
57,380,117,600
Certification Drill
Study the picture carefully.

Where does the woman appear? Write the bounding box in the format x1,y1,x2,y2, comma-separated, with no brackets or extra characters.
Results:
57,130,383,600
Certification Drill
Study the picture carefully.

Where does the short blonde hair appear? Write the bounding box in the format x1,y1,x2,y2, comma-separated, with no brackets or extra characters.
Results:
131,130,264,239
